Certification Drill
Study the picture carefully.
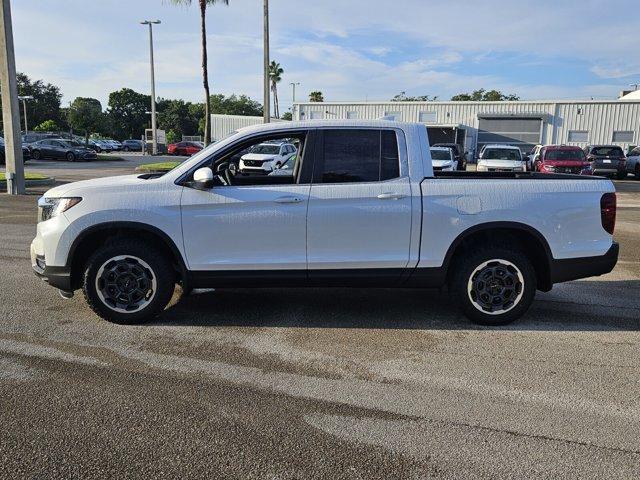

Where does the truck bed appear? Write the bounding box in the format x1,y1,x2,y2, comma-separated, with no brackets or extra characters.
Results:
433,171,602,180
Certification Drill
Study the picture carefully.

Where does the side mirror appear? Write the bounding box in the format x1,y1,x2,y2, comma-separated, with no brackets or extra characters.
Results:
193,167,214,189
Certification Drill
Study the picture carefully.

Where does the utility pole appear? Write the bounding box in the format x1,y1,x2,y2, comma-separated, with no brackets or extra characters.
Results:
290,82,300,103
0,0,24,194
18,95,33,133
263,0,270,123
141,20,160,155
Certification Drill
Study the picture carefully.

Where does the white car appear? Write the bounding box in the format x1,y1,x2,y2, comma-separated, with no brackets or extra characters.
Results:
477,144,527,172
31,120,618,327
430,147,456,171
239,142,297,173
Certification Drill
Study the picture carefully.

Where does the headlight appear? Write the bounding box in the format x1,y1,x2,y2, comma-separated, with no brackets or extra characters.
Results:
476,164,488,172
38,197,82,222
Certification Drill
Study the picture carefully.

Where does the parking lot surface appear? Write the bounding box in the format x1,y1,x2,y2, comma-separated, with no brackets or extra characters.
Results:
1,158,639,478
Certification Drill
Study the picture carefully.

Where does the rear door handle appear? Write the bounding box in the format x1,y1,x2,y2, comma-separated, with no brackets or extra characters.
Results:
377,192,406,200
274,196,304,204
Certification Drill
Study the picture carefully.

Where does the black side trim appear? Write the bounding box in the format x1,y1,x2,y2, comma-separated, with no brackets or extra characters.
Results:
33,265,72,291
550,243,618,284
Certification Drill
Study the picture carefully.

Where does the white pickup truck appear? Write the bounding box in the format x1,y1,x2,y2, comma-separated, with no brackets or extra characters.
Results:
31,121,618,326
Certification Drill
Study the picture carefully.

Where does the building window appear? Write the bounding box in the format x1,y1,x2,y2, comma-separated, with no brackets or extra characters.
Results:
309,111,324,120
384,111,402,121
346,111,358,119
418,111,437,123
612,131,634,143
568,130,588,143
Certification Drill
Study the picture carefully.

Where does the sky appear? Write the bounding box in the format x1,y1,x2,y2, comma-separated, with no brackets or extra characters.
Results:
12,0,640,112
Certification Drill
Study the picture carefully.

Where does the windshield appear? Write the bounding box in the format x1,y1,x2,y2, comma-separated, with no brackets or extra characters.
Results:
430,149,452,160
251,145,280,154
545,149,586,161
482,148,521,161
592,147,624,157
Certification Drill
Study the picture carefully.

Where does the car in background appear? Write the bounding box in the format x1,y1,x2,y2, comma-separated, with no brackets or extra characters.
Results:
625,146,640,179
430,146,456,171
476,145,526,172
103,140,122,151
239,142,297,174
525,144,543,171
121,139,143,152
0,136,31,164
584,145,626,179
168,141,204,156
432,143,467,170
89,140,112,153
22,132,61,145
267,153,297,177
29,139,97,162
533,145,592,175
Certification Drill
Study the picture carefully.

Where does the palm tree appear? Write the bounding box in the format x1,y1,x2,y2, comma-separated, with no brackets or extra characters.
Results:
168,0,229,145
309,91,324,102
268,60,283,118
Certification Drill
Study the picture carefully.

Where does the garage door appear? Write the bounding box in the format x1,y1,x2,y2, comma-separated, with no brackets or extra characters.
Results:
477,117,542,153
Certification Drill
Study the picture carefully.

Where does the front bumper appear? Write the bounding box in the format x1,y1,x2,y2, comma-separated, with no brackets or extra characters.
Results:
31,244,72,290
550,242,619,284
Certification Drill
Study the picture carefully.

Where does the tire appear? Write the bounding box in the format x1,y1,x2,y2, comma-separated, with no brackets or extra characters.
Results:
449,246,536,326
32,149,41,160
123,146,130,152
66,152,76,162
82,239,175,324
616,171,626,180
635,165,640,180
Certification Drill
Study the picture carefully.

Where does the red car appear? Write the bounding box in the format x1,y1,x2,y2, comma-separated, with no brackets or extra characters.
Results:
533,145,593,175
168,141,204,156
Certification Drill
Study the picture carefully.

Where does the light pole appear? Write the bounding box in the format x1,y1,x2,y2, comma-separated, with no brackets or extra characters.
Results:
18,95,33,133
140,19,160,155
290,82,300,103
263,0,270,123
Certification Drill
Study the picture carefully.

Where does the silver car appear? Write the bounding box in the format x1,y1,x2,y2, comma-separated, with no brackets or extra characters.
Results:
625,146,640,179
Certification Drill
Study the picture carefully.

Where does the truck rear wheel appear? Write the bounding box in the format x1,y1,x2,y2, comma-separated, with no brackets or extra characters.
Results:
82,239,175,324
449,246,536,326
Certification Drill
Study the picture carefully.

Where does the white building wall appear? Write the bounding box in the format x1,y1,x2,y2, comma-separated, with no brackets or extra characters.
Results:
295,101,640,152
210,114,284,142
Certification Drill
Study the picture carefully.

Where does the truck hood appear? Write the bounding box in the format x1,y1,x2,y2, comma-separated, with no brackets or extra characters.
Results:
43,174,149,198
241,153,275,161
432,159,454,168
479,159,525,168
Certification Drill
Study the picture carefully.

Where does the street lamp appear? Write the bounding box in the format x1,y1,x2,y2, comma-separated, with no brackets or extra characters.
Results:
17,95,33,133
290,82,300,103
263,0,270,123
140,19,160,155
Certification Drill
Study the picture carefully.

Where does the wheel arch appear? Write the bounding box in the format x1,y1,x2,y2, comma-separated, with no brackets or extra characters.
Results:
443,221,553,291
66,221,188,290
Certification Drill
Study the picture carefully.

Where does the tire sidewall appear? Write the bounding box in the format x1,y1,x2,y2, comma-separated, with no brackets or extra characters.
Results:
67,152,76,162
451,247,536,326
82,241,174,324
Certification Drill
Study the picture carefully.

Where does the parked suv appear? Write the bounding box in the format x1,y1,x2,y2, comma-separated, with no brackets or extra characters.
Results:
430,147,456,171
534,145,592,175
121,139,143,152
432,143,466,170
625,146,640,179
168,141,204,156
584,145,626,179
239,142,297,173
477,145,526,172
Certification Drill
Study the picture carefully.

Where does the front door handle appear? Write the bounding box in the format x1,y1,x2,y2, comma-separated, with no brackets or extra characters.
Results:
274,196,304,204
377,192,406,200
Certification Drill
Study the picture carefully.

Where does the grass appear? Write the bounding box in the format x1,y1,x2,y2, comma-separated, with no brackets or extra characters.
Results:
0,172,49,181
97,154,125,161
135,161,181,173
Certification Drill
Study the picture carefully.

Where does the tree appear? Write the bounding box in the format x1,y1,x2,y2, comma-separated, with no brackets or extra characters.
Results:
1,73,65,130
168,0,229,146
281,111,292,121
209,94,263,116
391,91,438,102
33,120,59,132
68,97,103,143
107,88,150,140
268,60,284,118
309,91,324,102
157,98,200,139
451,89,520,101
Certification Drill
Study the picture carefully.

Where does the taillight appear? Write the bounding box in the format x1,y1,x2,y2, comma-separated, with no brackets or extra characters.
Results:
600,193,616,235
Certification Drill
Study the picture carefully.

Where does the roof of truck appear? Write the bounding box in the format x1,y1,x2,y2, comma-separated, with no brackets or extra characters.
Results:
236,119,412,134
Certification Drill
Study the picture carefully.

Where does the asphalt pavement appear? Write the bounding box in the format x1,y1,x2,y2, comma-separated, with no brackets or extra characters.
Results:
1,157,639,479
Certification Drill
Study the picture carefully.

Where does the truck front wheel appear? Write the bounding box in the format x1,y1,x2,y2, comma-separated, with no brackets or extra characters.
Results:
82,239,175,324
450,246,536,326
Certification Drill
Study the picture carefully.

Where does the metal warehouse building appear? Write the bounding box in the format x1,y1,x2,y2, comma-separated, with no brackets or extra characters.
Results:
292,98,640,157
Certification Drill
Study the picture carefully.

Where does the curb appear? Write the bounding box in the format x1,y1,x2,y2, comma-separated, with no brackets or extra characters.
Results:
0,177,56,187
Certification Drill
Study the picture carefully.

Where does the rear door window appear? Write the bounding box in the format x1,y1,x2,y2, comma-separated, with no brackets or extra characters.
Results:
318,129,400,183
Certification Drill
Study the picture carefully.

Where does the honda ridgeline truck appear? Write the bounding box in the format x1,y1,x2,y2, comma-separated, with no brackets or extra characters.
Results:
32,121,619,326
